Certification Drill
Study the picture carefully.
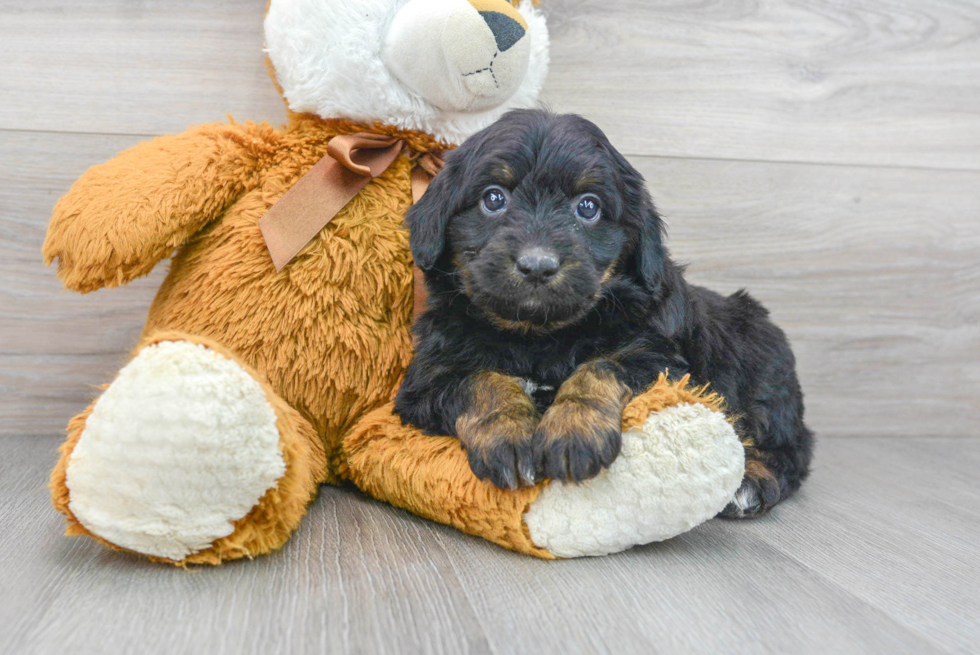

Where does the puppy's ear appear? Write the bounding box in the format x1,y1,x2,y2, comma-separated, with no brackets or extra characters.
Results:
406,159,462,271
605,144,666,292
635,194,666,292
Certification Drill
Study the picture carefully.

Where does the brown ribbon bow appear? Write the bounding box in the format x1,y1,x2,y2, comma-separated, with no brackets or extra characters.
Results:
259,132,444,272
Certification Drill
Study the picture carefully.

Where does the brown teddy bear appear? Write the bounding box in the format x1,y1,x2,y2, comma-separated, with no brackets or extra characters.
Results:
43,0,743,565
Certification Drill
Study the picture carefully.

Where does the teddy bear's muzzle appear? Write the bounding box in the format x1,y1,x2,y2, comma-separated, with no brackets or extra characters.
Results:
383,0,532,113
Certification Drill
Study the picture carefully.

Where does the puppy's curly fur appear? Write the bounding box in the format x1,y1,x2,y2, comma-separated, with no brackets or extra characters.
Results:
395,110,813,518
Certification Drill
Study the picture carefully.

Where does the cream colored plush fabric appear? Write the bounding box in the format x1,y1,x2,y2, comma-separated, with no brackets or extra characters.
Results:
384,0,532,113
524,403,745,558
65,341,286,560
265,0,549,144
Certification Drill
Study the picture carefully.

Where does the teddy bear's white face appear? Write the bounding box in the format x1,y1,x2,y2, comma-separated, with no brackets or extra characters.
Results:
383,0,533,114
265,0,549,145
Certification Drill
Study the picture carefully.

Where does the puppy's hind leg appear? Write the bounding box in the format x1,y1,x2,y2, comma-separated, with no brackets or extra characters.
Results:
721,423,813,519
721,450,782,519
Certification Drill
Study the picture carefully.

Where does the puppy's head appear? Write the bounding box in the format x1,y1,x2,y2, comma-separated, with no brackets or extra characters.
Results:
408,109,666,332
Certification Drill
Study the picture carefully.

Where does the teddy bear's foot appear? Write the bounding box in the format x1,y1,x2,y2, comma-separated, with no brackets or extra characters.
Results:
524,399,744,557
50,333,326,565
343,375,745,559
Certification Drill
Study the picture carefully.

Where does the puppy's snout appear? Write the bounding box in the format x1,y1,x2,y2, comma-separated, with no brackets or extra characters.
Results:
515,247,560,284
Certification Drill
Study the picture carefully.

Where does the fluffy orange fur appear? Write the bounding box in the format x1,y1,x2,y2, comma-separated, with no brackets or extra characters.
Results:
44,104,739,564
341,375,730,559
50,331,328,565
44,0,561,567
44,113,450,563
44,102,741,565
45,115,444,477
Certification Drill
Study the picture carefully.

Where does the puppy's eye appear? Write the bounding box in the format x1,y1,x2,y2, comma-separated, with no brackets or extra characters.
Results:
575,195,601,222
482,187,507,214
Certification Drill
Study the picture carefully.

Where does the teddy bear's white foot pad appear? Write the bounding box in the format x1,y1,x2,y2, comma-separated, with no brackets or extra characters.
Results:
65,340,286,560
524,403,745,558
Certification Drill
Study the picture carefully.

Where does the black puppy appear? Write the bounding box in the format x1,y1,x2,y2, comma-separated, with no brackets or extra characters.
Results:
395,109,813,518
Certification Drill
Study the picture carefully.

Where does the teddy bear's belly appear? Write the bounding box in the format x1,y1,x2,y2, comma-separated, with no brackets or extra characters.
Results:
142,181,416,474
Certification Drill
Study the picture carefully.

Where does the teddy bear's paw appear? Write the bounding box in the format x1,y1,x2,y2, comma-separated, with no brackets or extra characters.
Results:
64,340,286,561
523,403,745,558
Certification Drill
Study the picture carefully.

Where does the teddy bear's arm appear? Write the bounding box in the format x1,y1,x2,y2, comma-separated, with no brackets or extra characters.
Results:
43,121,280,293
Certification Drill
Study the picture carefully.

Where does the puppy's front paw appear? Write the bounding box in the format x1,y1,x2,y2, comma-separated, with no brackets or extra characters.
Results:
456,372,538,489
533,398,623,483
456,372,540,490
457,411,537,490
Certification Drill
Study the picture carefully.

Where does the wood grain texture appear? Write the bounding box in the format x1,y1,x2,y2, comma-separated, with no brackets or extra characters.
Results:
3,0,979,169
735,436,980,654
0,130,166,435
0,0,287,136
3,129,977,437
3,435,977,654
541,0,980,170
638,156,980,438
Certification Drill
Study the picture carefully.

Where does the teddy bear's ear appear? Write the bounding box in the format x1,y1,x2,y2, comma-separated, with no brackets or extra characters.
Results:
406,160,464,271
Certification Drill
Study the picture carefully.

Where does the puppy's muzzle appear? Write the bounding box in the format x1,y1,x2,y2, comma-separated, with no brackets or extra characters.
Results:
515,247,560,285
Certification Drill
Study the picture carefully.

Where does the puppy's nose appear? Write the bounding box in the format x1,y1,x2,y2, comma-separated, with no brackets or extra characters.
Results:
516,248,560,283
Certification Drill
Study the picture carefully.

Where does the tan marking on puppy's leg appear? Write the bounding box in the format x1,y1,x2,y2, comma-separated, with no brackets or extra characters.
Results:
534,361,631,483
457,372,539,489
741,443,775,481
744,458,775,481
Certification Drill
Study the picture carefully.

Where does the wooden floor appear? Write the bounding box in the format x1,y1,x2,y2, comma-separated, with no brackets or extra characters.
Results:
2,435,979,654
1,0,979,653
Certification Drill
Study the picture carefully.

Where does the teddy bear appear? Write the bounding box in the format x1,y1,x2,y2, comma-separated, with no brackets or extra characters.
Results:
42,0,745,565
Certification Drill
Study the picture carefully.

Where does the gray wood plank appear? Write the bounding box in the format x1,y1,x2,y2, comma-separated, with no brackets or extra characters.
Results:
0,0,287,136
6,435,976,655
0,130,166,435
541,0,980,170
0,437,493,655
635,156,980,438
733,437,980,654
435,514,947,655
3,130,978,438
2,0,979,169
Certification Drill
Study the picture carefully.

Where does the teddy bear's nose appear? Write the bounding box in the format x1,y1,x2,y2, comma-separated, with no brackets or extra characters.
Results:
478,11,526,52
384,0,534,113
